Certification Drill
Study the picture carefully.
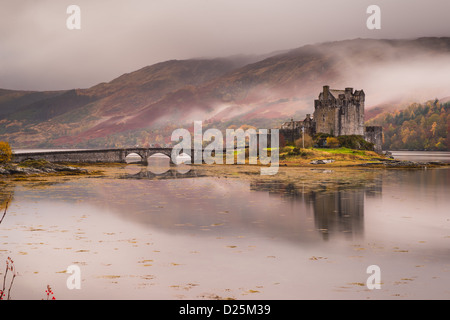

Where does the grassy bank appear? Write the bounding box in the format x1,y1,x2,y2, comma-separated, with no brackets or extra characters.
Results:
279,146,387,167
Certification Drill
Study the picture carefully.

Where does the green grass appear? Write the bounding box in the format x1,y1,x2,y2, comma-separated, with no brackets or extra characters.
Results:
314,147,368,156
278,146,385,166
17,159,51,168
264,147,279,151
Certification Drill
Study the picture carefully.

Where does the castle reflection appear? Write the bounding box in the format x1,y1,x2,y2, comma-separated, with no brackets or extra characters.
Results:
250,174,382,240
4,164,384,245
121,163,383,241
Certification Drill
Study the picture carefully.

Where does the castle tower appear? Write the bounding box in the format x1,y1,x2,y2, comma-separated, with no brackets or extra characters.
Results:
278,85,383,152
313,85,365,136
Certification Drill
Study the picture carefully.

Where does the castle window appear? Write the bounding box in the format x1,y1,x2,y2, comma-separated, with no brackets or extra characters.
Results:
322,114,325,122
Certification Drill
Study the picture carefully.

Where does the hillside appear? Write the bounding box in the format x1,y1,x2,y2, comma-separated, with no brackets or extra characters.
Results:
366,99,450,151
1,37,450,148
0,58,248,147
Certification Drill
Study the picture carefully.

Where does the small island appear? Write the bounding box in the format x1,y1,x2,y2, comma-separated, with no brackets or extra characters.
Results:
277,146,447,168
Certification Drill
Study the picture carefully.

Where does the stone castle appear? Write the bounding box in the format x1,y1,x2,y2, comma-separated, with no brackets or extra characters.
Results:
280,85,383,152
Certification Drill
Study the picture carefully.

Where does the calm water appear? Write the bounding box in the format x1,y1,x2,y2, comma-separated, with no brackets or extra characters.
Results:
390,151,450,163
1,156,449,300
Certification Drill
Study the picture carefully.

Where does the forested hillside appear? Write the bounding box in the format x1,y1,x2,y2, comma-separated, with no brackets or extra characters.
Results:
366,100,450,151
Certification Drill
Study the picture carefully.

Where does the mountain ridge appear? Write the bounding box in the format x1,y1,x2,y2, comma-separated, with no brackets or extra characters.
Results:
2,37,450,148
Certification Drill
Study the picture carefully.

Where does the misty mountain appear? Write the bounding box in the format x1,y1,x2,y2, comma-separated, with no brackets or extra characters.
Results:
1,37,450,148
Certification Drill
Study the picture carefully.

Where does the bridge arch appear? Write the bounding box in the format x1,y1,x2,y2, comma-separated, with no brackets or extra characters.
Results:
12,147,197,165
125,152,143,164
147,152,171,174
147,149,172,158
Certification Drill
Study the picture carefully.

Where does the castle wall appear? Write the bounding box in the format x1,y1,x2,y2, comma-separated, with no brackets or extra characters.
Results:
338,103,364,136
314,102,338,136
279,128,302,144
364,126,383,153
279,115,315,145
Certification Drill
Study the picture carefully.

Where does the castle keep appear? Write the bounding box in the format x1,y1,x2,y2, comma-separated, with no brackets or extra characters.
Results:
280,85,383,152
314,85,365,136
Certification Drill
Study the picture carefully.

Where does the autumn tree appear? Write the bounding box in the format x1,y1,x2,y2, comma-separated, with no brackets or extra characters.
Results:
326,137,340,148
239,124,257,131
295,134,313,148
0,141,12,164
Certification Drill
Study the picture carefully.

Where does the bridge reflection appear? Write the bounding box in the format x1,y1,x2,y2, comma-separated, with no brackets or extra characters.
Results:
118,164,382,241
4,165,383,244
123,164,204,180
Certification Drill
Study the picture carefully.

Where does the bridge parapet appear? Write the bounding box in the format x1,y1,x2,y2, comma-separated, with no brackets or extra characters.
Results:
12,147,242,165
12,148,176,164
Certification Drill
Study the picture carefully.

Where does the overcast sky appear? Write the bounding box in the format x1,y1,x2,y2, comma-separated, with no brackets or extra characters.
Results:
1,0,450,91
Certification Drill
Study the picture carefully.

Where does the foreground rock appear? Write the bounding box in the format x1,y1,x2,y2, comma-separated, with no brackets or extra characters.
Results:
310,159,335,164
0,159,88,176
356,159,447,168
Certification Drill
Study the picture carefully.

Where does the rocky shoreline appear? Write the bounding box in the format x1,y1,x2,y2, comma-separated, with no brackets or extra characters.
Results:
303,158,448,168
355,159,448,168
0,159,88,176
1,157,448,177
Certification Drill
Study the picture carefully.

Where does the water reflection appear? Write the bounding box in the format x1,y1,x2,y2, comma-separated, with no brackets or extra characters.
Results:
391,150,450,163
123,162,199,179
2,162,386,244
0,186,14,212
3,164,444,245
309,190,364,240
107,162,385,241
249,175,382,241
2,165,450,299
103,160,387,241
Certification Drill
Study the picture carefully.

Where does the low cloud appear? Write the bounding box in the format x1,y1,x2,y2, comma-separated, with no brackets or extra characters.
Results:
2,0,450,91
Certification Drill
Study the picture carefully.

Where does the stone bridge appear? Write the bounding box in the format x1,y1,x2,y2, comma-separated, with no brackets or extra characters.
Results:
12,148,196,165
